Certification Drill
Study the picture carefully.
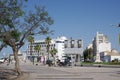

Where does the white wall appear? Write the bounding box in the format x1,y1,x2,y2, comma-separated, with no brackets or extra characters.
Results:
104,55,120,62
55,42,65,60
64,48,83,55
111,56,120,61
98,42,111,53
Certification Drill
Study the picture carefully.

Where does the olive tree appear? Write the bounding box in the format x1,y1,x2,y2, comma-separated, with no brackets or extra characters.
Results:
0,0,53,76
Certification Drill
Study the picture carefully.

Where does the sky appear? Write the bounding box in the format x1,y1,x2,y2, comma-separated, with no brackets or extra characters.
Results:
1,0,120,57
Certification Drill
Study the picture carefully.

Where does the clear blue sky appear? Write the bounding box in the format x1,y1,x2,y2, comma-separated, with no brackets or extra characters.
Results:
1,0,120,57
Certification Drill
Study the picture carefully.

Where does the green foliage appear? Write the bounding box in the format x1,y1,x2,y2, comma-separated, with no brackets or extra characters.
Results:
50,48,57,57
83,48,93,62
0,0,54,50
0,0,24,28
45,36,52,60
34,44,41,52
111,58,119,64
0,0,54,53
24,6,54,35
81,61,120,65
45,36,51,46
0,0,54,76
10,30,21,42
27,36,34,44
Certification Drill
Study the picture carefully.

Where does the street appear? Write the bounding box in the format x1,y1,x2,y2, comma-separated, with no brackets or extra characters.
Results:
1,62,120,80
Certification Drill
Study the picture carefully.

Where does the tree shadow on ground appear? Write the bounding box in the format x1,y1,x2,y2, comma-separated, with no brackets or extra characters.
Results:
0,67,29,80
0,67,17,80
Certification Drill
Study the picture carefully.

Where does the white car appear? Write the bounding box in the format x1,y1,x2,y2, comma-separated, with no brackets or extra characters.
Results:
0,58,4,63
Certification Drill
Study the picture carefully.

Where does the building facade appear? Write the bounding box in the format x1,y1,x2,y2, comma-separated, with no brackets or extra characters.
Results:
64,38,83,65
93,32,111,62
100,49,120,62
26,36,83,64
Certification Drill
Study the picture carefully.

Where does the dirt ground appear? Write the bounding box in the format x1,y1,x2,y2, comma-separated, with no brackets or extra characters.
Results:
0,67,29,80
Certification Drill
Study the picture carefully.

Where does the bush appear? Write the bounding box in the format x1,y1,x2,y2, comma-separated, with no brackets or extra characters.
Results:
112,59,119,63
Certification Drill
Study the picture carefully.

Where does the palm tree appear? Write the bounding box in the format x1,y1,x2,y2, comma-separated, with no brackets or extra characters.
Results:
34,44,41,55
83,48,93,62
45,36,51,60
28,36,34,64
34,44,41,62
50,48,57,66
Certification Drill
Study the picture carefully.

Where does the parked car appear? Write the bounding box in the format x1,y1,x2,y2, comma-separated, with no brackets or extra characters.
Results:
57,56,71,66
0,58,5,63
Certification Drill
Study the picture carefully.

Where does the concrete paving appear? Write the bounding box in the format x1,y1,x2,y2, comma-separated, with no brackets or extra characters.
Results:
52,66,120,80
0,62,120,80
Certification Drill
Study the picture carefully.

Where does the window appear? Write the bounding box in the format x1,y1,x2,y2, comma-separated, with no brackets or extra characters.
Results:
71,40,74,48
64,40,68,48
78,39,82,48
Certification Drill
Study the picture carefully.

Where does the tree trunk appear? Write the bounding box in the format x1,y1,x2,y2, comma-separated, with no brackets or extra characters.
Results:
53,56,56,66
13,48,22,76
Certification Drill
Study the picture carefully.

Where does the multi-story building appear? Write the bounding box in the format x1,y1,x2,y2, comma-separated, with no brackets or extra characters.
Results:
27,39,56,62
64,38,83,65
93,32,111,62
27,36,83,64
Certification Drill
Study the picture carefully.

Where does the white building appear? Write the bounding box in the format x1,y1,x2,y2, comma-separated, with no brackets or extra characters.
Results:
93,32,111,62
27,36,83,63
55,36,67,60
87,43,93,49
101,49,120,62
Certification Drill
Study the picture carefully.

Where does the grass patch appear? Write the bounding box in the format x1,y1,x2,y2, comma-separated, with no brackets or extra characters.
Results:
80,62,120,65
